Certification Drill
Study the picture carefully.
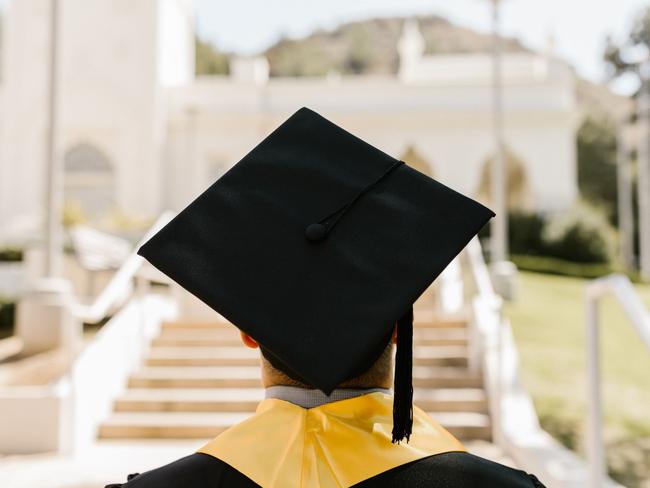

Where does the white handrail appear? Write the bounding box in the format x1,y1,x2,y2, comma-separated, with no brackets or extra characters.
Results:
584,274,650,488
464,237,504,437
466,237,502,306
70,211,175,323
464,237,622,487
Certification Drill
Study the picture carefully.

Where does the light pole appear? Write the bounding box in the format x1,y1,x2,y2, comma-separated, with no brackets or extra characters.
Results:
487,0,517,299
616,117,635,271
16,0,79,357
44,0,64,278
638,61,650,281
490,0,508,264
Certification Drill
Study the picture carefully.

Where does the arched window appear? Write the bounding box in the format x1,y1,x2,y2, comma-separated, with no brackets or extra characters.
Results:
475,148,532,211
399,145,434,177
64,144,115,223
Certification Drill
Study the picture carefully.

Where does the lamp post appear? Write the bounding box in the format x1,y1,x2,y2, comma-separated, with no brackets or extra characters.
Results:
490,0,508,264
638,61,650,281
44,0,63,278
487,0,517,299
616,117,635,271
16,0,79,358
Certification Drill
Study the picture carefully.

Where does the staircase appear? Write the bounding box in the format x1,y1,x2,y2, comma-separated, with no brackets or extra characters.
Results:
99,315,491,441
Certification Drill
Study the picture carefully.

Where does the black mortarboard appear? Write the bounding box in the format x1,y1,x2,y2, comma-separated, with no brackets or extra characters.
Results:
137,107,494,443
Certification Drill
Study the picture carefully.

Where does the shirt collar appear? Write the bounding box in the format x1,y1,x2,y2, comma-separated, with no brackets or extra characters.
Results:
264,385,391,409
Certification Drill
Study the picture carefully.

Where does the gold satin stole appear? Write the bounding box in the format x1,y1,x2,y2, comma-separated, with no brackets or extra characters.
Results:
198,392,465,488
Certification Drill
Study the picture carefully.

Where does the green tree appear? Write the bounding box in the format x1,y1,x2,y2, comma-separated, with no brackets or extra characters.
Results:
576,117,618,222
195,37,229,75
603,7,649,258
604,6,650,83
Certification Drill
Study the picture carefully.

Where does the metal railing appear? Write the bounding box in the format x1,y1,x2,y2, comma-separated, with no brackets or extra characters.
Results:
463,238,623,487
62,210,176,453
584,274,650,488
71,211,175,322
464,237,505,440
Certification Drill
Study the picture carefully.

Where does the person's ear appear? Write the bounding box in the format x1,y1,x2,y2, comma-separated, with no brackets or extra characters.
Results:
240,331,259,349
392,323,398,344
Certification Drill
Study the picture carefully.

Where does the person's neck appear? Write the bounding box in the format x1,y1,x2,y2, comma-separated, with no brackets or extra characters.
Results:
264,385,390,409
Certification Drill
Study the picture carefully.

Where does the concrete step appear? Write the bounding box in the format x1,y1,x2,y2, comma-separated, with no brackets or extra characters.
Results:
145,346,468,368
161,318,468,332
414,329,468,346
113,388,487,414
413,366,481,388
146,347,260,367
99,411,490,441
129,366,480,389
129,366,263,389
98,412,250,439
153,328,468,348
429,412,492,441
157,329,241,341
114,388,264,412
162,321,231,330
153,331,243,347
416,388,487,412
413,346,468,367
414,320,467,330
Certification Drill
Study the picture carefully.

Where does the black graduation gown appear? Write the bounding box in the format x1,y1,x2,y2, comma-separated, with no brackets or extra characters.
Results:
106,451,546,488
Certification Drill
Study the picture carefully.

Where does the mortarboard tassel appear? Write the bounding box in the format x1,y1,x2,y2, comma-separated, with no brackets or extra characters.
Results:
305,160,404,243
392,305,414,443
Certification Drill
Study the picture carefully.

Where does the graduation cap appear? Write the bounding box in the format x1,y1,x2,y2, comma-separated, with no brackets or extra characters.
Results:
137,107,494,443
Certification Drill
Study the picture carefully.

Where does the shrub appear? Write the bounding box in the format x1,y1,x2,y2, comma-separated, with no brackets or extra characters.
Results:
509,212,547,256
483,203,619,274
511,255,616,279
607,437,650,488
542,201,618,264
0,296,15,335
0,247,23,262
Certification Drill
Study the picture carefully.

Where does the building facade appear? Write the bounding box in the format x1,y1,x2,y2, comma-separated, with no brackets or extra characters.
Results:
0,1,578,243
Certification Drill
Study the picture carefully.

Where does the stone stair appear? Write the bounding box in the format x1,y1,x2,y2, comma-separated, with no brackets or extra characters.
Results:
99,315,491,441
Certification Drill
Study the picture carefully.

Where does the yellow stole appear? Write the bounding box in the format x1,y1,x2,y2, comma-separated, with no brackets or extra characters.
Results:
198,392,465,488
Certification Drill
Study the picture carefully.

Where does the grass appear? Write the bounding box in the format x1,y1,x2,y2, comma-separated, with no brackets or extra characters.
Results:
505,271,650,486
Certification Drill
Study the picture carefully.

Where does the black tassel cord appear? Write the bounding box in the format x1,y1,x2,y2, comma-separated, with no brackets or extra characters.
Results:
392,306,414,443
304,160,404,243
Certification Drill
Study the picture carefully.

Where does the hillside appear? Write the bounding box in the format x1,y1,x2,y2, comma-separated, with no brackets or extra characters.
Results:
264,15,527,77
196,15,528,77
195,15,629,121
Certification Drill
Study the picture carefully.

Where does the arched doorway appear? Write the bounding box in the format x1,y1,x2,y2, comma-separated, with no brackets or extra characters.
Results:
400,144,434,177
475,148,532,211
64,143,115,224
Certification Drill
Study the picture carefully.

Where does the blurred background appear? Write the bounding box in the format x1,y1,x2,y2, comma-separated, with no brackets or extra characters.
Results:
0,1,649,487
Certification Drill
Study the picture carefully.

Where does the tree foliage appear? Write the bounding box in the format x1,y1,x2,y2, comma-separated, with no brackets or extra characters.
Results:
265,16,526,77
576,117,618,221
195,37,229,75
604,6,650,84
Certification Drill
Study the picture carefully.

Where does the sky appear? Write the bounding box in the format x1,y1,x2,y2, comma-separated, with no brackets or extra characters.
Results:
0,0,647,94
194,0,650,94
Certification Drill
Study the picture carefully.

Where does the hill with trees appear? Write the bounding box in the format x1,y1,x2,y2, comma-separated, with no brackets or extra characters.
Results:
196,15,527,77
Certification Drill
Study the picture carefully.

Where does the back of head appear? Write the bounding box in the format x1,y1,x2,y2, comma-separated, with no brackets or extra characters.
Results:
261,341,394,390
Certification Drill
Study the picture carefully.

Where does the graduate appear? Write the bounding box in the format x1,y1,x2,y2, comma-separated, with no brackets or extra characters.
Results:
106,107,545,488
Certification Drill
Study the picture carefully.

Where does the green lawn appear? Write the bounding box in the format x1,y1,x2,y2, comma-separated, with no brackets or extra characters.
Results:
505,271,650,486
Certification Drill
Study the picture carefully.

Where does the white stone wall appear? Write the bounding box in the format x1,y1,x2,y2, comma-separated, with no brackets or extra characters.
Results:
0,0,52,240
0,4,578,244
157,0,195,88
0,0,194,242
164,54,578,213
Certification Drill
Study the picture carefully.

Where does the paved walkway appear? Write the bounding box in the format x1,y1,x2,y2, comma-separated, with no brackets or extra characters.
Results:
0,440,514,488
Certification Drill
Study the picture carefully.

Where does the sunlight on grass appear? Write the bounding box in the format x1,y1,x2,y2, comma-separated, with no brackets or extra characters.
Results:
506,272,650,436
505,271,650,484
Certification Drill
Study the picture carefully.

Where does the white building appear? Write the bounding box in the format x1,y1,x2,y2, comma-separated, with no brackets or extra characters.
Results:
0,0,578,243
